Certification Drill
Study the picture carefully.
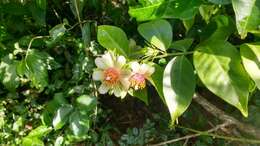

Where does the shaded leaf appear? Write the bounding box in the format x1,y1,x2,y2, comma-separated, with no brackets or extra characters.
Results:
163,56,195,124
52,104,73,130
69,111,89,137
208,0,231,4
138,19,172,51
170,38,194,52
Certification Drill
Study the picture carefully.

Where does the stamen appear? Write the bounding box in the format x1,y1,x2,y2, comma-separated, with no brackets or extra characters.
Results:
104,68,120,85
130,73,146,90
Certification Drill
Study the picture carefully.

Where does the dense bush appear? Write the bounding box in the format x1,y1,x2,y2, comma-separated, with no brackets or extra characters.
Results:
0,0,260,145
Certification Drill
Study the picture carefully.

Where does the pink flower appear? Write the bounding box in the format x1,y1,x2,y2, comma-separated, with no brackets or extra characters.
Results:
129,62,155,90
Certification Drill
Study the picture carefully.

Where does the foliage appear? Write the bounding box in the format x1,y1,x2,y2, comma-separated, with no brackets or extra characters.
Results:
0,0,260,145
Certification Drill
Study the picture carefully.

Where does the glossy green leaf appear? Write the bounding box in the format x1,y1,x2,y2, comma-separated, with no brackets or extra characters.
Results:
170,38,194,52
25,49,48,90
129,0,202,21
163,56,195,124
52,104,73,130
241,43,260,90
69,111,89,137
194,40,252,117
97,25,129,56
76,95,97,112
27,125,52,138
232,0,260,38
41,93,67,126
138,19,172,51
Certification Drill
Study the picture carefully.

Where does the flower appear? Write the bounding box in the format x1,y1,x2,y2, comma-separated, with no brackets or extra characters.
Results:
129,62,155,90
92,52,130,98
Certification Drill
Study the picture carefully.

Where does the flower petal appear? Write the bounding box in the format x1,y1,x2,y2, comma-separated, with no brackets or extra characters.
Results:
95,58,107,69
93,70,104,80
120,77,130,90
130,62,141,73
116,55,126,68
113,87,127,98
98,83,109,94
146,65,155,76
102,52,114,67
140,63,150,74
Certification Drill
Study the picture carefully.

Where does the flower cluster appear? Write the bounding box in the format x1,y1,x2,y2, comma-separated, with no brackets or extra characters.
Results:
92,52,155,98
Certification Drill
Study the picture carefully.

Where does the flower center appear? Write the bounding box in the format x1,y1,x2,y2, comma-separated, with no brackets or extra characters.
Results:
104,68,120,85
130,73,146,90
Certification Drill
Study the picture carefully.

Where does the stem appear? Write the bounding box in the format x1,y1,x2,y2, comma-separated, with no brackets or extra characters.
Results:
73,0,83,30
150,122,231,146
153,51,194,59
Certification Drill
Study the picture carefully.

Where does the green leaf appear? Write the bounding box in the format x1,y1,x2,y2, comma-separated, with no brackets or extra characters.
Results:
208,0,231,4
69,111,89,137
97,25,129,56
27,125,52,138
232,0,260,38
138,19,172,51
36,0,47,10
200,15,235,41
0,55,20,91
163,56,195,124
76,95,97,112
170,38,194,52
129,0,202,21
148,64,165,103
241,43,260,90
82,23,91,48
41,93,67,125
49,24,67,41
194,40,252,117
70,0,86,18
22,137,44,146
25,49,48,90
131,88,148,105
52,104,73,130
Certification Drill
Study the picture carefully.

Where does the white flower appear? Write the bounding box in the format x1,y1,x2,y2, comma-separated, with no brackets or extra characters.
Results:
129,62,155,90
92,52,130,98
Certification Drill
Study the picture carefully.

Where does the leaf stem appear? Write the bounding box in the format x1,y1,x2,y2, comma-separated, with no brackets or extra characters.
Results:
153,51,194,59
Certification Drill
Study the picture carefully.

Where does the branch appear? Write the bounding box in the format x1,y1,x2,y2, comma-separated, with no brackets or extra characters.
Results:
193,93,260,139
150,122,231,146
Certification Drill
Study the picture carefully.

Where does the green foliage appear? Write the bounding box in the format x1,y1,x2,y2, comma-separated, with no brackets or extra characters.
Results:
1,0,260,145
163,56,195,124
138,19,172,51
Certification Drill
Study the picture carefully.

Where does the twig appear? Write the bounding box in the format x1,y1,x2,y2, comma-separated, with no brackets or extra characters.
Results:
150,122,231,146
193,93,260,139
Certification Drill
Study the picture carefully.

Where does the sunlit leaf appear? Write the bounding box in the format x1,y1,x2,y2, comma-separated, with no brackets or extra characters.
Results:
194,40,252,117
241,43,260,90
129,0,202,21
163,56,195,124
97,25,129,56
232,0,260,38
